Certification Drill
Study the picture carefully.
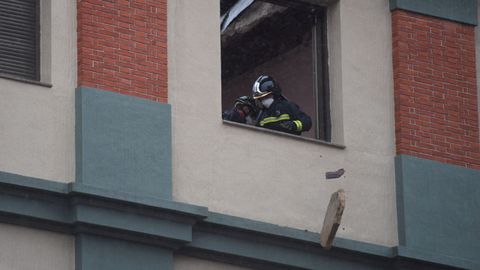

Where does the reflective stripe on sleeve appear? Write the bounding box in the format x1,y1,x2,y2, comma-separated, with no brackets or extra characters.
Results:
259,114,290,126
293,120,303,131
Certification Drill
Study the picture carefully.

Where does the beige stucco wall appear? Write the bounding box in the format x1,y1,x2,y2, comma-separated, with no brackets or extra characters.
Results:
0,224,74,270
169,0,397,246
175,256,253,270
0,0,76,183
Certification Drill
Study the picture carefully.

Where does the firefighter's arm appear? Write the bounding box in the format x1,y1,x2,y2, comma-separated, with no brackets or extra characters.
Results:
258,114,298,134
290,103,312,132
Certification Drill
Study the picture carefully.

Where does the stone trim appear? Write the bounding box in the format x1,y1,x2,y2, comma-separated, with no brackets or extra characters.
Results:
0,170,469,269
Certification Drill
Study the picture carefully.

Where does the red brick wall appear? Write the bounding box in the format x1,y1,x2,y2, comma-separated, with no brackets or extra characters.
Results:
77,0,167,103
392,10,480,169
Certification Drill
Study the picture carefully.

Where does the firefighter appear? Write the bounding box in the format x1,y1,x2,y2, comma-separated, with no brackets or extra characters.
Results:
222,95,258,125
252,75,311,135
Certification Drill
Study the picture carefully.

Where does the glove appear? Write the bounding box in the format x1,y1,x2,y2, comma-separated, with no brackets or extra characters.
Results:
222,108,246,123
279,121,297,131
234,108,246,118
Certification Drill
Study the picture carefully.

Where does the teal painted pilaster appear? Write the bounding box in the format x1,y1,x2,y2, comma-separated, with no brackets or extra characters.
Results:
395,155,480,270
75,87,172,199
76,234,173,270
390,0,478,25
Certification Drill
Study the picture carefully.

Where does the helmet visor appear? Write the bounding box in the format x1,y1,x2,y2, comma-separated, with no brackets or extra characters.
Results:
253,91,272,99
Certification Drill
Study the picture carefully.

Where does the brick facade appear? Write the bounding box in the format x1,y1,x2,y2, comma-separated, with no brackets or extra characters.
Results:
77,0,167,103
392,10,480,169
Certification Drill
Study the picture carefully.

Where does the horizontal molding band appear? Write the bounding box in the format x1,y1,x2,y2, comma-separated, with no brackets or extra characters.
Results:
397,246,479,270
0,170,465,269
69,183,207,220
205,211,320,243
183,221,458,270
0,171,207,249
185,224,389,270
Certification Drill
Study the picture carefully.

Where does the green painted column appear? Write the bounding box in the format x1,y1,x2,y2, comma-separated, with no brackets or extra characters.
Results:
395,155,480,269
76,234,173,270
75,87,172,199
75,87,175,269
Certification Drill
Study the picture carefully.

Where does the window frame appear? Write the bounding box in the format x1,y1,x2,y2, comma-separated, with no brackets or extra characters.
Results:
34,0,40,81
0,0,41,82
220,0,332,142
313,7,331,142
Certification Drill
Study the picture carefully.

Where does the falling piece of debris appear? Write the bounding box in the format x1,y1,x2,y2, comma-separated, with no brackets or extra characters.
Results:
325,168,345,179
320,189,345,250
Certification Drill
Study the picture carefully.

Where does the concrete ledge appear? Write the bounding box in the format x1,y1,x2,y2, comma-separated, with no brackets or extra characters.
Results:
0,170,467,270
185,212,459,270
184,229,385,270
0,171,68,193
0,73,53,88
206,212,320,243
333,238,396,258
69,183,207,220
0,171,206,249
390,0,477,25
223,120,345,149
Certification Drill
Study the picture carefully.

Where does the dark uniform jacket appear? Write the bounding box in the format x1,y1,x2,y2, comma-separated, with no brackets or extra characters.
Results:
256,98,312,135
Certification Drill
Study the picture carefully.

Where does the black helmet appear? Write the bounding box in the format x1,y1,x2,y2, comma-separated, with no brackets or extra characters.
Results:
234,96,255,108
252,75,281,99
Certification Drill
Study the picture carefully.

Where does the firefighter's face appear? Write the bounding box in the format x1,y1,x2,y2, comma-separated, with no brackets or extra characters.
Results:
255,99,263,108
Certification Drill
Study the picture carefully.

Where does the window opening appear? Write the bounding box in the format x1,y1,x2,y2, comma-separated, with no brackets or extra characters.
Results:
221,0,331,141
0,0,40,81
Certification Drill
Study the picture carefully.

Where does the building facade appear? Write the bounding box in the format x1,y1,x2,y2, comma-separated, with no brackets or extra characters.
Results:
0,0,479,269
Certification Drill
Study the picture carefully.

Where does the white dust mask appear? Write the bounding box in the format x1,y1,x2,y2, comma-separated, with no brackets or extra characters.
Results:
261,97,274,108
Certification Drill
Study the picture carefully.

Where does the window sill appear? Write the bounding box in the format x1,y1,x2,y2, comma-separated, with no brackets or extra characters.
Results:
223,120,346,149
0,73,52,88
